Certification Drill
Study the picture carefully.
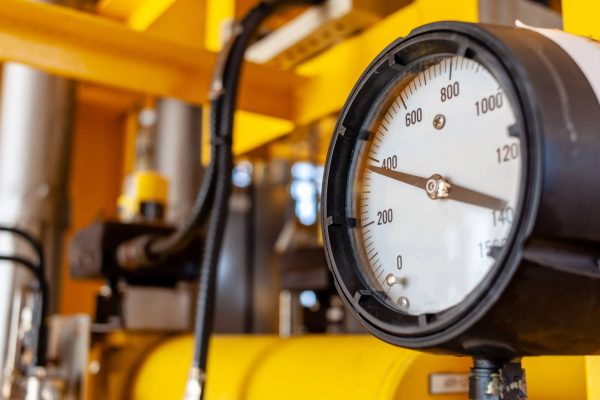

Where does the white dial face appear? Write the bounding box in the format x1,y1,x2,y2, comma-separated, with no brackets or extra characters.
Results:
351,55,522,316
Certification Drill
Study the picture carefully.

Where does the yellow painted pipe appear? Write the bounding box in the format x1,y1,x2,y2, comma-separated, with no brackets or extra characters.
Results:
132,335,597,400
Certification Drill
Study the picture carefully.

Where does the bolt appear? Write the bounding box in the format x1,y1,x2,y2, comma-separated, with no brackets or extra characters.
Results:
99,285,112,297
88,360,101,375
426,174,451,200
386,274,396,286
433,114,446,130
398,296,410,309
77,252,94,270
426,179,438,194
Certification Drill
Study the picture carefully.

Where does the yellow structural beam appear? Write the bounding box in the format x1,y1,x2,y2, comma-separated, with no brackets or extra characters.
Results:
201,110,293,160
141,0,206,48
97,0,170,30
0,0,480,154
233,111,294,155
201,110,294,161
98,0,178,31
77,84,142,113
97,0,207,49
563,0,600,39
0,0,304,120
205,0,235,52
293,0,479,125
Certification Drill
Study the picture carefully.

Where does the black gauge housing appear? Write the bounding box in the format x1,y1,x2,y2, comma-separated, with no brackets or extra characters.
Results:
322,21,600,357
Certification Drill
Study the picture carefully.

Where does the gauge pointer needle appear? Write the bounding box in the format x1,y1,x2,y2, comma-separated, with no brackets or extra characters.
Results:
368,165,428,189
367,165,507,210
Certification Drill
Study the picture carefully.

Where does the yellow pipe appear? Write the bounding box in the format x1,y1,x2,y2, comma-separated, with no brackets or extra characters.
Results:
133,335,593,400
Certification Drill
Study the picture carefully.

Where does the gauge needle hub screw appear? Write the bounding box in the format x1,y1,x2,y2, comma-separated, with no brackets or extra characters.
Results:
433,114,446,130
425,174,451,200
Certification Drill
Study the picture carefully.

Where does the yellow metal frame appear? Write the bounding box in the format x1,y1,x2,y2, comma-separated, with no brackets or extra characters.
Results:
293,0,479,124
0,0,597,153
0,0,302,120
98,0,178,31
0,0,479,154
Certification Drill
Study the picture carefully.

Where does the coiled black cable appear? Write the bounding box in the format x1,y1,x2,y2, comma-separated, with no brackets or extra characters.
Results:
0,226,48,367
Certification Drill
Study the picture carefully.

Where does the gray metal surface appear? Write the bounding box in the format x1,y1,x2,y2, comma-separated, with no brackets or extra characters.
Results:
246,0,412,69
479,0,562,28
155,98,202,226
122,285,194,331
46,315,90,400
213,191,254,333
250,160,291,333
212,160,291,334
0,62,74,394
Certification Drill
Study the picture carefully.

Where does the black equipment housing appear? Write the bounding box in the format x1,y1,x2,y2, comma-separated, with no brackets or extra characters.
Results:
69,220,200,286
322,21,600,357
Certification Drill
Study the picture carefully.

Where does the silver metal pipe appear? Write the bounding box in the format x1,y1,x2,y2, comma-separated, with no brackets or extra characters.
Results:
155,98,202,226
0,62,74,394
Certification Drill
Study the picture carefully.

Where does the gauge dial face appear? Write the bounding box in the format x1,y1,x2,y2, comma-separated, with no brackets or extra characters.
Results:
350,55,522,316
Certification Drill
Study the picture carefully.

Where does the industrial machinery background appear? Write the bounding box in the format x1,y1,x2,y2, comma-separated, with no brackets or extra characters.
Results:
1,0,599,400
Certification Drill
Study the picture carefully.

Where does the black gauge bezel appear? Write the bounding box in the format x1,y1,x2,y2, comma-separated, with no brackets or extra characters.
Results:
322,22,541,349
346,53,501,316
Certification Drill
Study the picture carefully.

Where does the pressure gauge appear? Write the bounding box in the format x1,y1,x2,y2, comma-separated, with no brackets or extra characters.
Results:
352,54,521,317
322,22,600,356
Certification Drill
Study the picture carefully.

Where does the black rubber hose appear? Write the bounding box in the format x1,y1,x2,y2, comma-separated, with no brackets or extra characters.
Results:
188,1,325,398
0,256,40,282
0,227,45,266
146,116,218,258
117,78,220,268
191,4,266,372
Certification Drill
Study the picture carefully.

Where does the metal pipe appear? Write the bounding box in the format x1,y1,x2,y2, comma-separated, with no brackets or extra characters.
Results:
0,62,74,393
155,98,202,227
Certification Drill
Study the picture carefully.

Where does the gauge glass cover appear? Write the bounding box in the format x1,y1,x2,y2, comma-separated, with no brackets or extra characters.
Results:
350,55,522,316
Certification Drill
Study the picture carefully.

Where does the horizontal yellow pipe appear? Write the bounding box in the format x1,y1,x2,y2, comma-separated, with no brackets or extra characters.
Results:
133,335,595,400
